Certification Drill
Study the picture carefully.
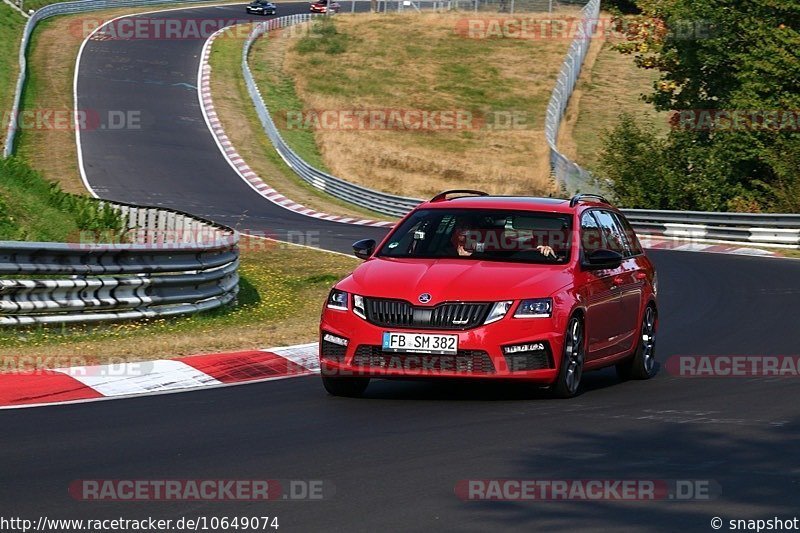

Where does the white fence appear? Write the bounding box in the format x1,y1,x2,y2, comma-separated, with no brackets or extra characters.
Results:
543,0,599,193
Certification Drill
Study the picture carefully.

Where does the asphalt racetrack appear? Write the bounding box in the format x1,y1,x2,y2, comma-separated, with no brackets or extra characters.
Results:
76,2,387,253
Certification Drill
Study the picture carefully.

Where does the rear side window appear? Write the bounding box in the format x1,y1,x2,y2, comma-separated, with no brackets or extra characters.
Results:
612,212,643,256
593,210,629,256
580,211,603,255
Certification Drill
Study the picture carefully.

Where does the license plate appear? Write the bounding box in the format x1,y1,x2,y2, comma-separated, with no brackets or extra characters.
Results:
382,332,458,355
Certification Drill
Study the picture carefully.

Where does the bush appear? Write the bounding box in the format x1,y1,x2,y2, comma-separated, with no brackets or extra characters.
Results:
598,114,732,211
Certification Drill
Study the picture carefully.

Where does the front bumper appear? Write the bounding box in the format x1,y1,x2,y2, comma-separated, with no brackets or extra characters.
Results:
320,309,563,383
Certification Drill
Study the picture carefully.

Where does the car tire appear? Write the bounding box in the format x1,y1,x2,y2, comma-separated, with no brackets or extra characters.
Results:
616,305,657,381
322,375,369,397
550,315,585,398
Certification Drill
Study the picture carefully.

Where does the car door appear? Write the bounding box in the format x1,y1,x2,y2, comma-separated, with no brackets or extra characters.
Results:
579,210,624,360
613,212,648,350
594,210,640,355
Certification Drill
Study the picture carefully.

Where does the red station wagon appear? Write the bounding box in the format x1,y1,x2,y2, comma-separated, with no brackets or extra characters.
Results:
319,191,658,398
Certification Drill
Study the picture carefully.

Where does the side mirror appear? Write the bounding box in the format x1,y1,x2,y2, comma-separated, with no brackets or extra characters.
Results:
353,239,376,260
584,249,623,269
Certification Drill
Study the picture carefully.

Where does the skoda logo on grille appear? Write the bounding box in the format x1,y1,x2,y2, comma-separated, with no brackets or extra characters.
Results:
418,293,432,304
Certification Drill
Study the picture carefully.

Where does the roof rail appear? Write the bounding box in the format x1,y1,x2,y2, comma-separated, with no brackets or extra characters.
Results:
429,189,490,203
569,193,610,208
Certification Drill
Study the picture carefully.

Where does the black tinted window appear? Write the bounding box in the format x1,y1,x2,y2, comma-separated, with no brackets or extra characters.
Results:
593,210,628,255
378,208,572,264
612,212,643,256
580,211,603,255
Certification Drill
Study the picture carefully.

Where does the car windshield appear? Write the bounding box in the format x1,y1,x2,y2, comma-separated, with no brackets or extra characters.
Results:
378,208,572,263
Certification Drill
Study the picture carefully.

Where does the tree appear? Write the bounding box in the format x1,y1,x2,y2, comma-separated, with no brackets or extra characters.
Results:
602,0,800,212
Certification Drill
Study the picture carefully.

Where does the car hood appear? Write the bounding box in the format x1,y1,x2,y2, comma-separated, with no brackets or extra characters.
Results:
337,257,573,303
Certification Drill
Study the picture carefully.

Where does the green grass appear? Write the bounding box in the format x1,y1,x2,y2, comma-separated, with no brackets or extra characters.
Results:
0,157,123,241
249,21,332,172
0,5,25,138
18,0,56,11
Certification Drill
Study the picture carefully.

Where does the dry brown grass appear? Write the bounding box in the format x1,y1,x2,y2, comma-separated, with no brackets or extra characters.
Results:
209,24,390,220
564,16,670,171
269,12,579,199
14,14,85,193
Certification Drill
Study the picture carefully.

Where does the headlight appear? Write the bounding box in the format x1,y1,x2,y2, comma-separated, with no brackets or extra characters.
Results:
326,289,348,311
514,298,553,318
484,301,513,324
353,294,366,319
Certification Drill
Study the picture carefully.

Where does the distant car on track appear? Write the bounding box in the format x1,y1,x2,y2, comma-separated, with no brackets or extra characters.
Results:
310,0,341,13
246,0,277,15
319,191,658,398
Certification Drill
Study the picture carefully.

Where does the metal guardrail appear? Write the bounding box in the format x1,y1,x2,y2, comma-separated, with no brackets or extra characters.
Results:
621,210,800,248
0,202,240,326
3,0,234,158
242,15,423,218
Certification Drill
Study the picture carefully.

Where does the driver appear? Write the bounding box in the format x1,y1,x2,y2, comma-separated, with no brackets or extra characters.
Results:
452,217,556,258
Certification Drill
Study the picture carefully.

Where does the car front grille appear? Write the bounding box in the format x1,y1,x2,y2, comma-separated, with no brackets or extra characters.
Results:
363,298,491,330
351,345,495,374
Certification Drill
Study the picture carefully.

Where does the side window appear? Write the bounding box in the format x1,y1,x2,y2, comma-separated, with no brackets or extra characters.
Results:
593,210,629,256
613,212,643,256
580,211,604,256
